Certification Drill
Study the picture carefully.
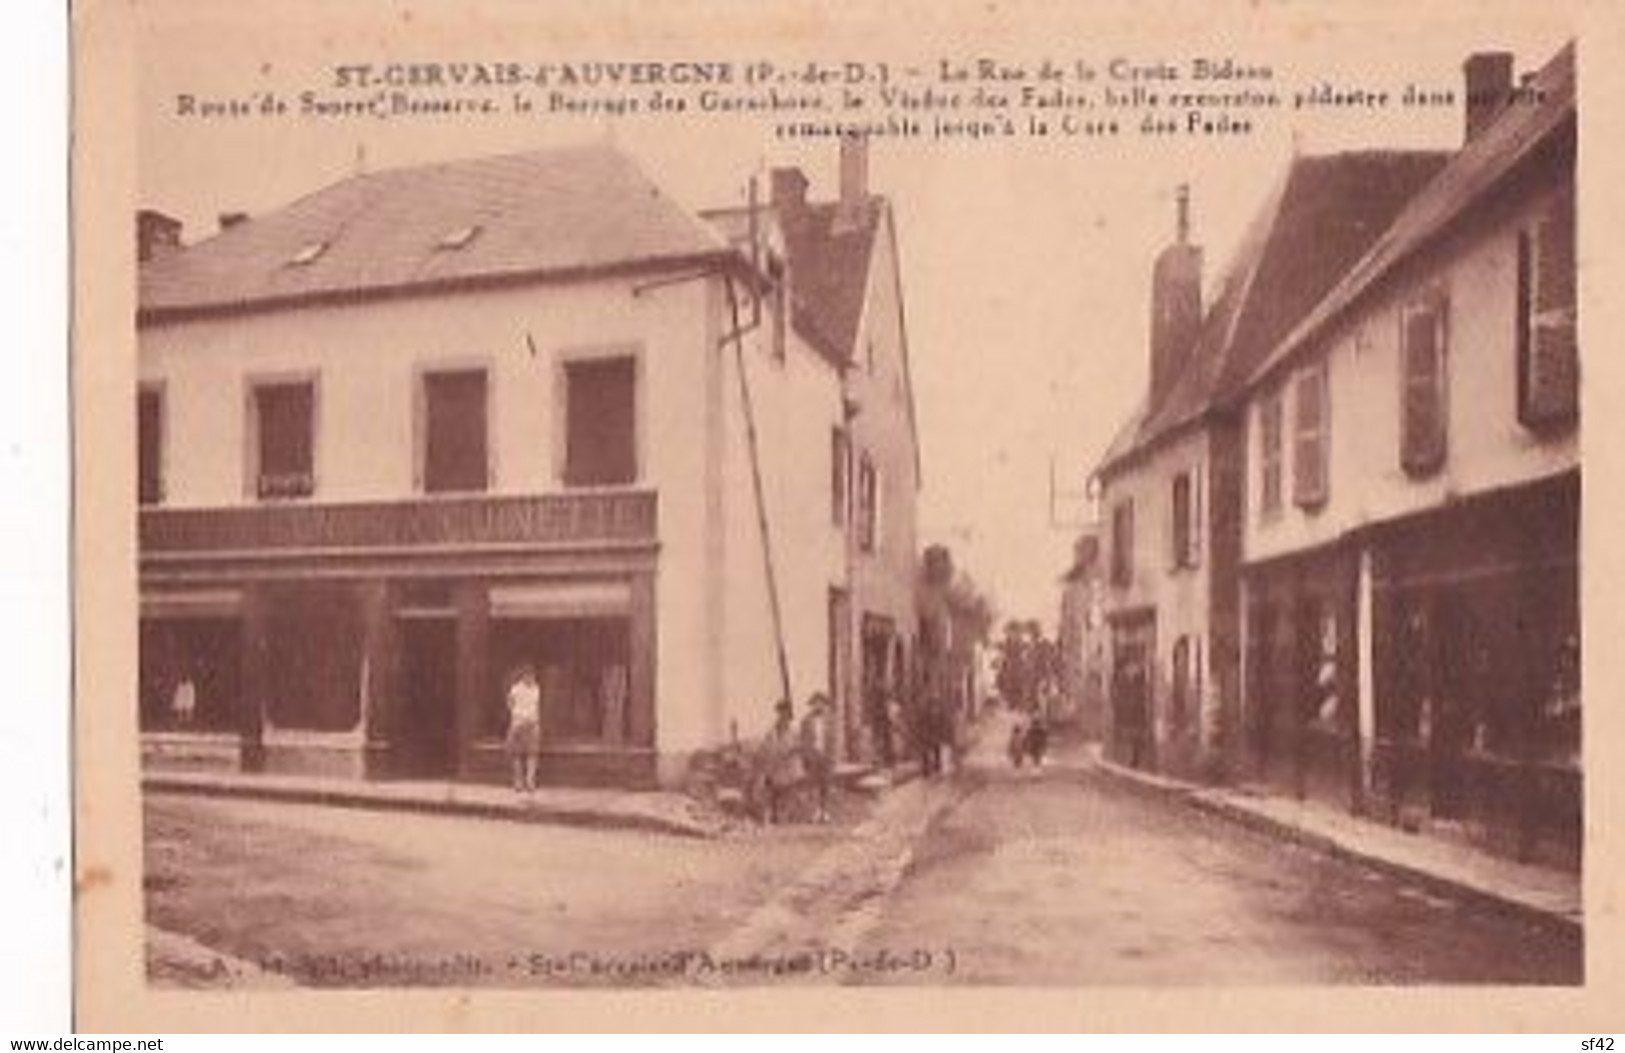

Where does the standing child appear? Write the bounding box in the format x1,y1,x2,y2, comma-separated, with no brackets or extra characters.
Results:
506,664,542,793
760,699,801,824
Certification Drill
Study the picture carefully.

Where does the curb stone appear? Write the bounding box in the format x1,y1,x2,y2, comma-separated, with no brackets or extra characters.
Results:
142,774,723,840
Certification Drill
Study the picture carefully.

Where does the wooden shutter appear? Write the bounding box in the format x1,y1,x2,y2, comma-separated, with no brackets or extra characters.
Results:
138,388,162,506
831,427,849,526
1112,501,1134,587
1190,466,1203,566
1170,473,1190,570
1519,191,1578,428
1260,394,1283,517
1400,298,1447,476
1293,365,1328,508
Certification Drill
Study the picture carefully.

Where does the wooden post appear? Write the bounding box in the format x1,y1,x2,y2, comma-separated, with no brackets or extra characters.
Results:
239,586,270,772
628,571,658,749
358,580,396,776
453,583,489,779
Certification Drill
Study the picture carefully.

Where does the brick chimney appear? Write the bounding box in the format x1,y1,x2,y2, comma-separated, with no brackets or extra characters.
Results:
136,209,183,263
770,166,809,222
837,133,869,227
1464,51,1514,143
1148,185,1203,408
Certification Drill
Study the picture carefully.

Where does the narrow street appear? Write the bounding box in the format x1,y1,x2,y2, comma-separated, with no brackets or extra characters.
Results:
857,759,1581,985
144,720,1581,988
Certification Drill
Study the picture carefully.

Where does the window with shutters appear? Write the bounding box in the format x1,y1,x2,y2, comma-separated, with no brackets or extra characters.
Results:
1170,469,1201,570
421,368,489,493
1292,364,1329,509
1110,500,1134,588
1517,189,1578,429
857,455,879,552
250,378,316,500
563,356,638,487
831,427,850,526
1399,293,1449,477
1259,391,1284,520
138,386,164,506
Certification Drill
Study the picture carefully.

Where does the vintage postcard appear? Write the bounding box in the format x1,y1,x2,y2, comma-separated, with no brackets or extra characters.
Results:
72,0,1623,1031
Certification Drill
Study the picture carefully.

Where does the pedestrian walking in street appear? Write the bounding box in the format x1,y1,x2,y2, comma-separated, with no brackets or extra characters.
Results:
760,699,802,824
800,692,836,823
871,688,896,769
919,693,944,777
505,664,543,793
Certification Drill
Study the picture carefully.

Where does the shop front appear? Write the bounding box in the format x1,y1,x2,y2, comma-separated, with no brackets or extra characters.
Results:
138,489,662,787
1367,472,1580,868
1241,543,1360,810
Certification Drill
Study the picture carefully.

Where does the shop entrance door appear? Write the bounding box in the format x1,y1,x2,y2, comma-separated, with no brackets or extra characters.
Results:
398,617,458,777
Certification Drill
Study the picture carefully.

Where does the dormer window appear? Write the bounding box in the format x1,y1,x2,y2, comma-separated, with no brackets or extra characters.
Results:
436,224,482,251
287,240,329,267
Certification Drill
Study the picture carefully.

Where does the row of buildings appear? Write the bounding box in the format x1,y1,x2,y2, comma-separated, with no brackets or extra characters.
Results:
1088,44,1579,866
135,137,924,787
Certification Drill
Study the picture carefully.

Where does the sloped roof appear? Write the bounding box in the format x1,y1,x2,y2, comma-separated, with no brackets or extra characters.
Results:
704,197,882,366
1247,42,1576,391
1096,148,1449,477
139,143,733,323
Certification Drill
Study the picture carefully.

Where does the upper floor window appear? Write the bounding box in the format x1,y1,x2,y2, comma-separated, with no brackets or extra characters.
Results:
563,356,637,487
1110,500,1134,588
1259,391,1284,519
1517,188,1578,430
422,368,489,494
857,454,879,552
1399,293,1449,477
1169,468,1201,570
831,427,850,527
137,386,163,506
251,378,315,500
1293,363,1329,509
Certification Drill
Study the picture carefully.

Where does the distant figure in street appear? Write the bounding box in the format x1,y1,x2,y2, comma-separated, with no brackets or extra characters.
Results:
800,692,835,823
171,675,197,727
1007,703,1048,768
919,692,946,777
506,664,542,793
871,689,896,769
760,699,802,824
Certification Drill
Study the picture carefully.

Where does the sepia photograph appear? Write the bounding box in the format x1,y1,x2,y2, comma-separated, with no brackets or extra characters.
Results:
67,0,1615,1031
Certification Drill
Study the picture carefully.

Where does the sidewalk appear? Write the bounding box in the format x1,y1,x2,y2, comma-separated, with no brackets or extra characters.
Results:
1081,744,1582,934
143,769,726,839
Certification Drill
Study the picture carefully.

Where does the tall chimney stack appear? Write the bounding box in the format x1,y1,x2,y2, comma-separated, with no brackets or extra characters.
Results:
1148,186,1204,407
770,166,809,221
837,133,870,227
1463,51,1514,143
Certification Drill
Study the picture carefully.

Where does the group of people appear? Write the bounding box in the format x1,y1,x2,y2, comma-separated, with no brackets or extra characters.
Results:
756,693,837,824
501,659,964,815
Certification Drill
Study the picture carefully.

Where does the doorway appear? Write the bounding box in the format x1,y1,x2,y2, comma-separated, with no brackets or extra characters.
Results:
397,616,458,777
1111,614,1156,770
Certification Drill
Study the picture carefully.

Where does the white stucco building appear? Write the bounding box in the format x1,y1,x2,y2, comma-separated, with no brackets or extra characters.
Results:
135,141,919,787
